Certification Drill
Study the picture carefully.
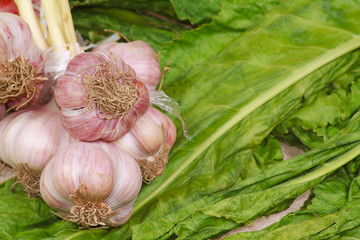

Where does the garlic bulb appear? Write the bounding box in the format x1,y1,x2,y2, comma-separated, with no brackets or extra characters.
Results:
93,41,192,141
54,51,150,141
0,99,75,196
0,12,50,110
115,106,176,183
40,141,142,228
93,41,161,91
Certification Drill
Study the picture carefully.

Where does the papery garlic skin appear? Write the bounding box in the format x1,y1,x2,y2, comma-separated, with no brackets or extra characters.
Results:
0,99,75,195
54,51,150,141
115,106,176,183
93,41,161,91
43,42,83,81
40,141,142,227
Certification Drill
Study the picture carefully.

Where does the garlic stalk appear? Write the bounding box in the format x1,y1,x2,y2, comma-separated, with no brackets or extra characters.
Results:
54,51,150,141
0,99,75,197
0,12,51,111
15,0,82,80
93,40,161,91
41,0,82,79
115,106,176,183
14,0,47,51
40,141,142,228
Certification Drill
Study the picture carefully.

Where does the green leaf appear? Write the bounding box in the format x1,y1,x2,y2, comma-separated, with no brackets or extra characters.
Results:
253,137,284,168
224,170,360,240
275,68,360,148
127,0,360,238
160,0,284,83
71,9,182,50
307,168,351,216
0,180,77,240
170,0,234,24
70,0,176,17
136,0,360,216
170,114,360,239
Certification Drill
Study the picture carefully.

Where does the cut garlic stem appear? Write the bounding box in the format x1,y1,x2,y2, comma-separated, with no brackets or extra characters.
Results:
14,0,48,50
57,0,78,57
41,0,66,48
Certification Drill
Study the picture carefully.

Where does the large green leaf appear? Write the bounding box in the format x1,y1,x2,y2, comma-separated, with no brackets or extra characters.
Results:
138,0,360,212
126,0,360,239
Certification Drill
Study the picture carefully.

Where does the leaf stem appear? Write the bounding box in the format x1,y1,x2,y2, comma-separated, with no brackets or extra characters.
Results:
282,143,360,187
14,0,48,51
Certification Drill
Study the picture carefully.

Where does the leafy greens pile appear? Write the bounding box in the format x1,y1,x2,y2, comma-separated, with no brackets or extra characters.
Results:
3,0,360,239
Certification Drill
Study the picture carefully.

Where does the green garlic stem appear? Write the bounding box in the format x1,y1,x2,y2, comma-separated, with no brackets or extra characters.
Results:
14,0,48,51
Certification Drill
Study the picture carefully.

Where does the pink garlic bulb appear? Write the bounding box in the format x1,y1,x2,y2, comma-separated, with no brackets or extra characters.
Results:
0,12,50,111
54,51,150,141
0,99,75,196
115,106,176,183
93,41,161,91
40,141,142,228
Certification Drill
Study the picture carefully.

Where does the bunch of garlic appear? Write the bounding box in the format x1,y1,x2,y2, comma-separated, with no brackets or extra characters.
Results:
0,2,179,229
42,42,177,227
